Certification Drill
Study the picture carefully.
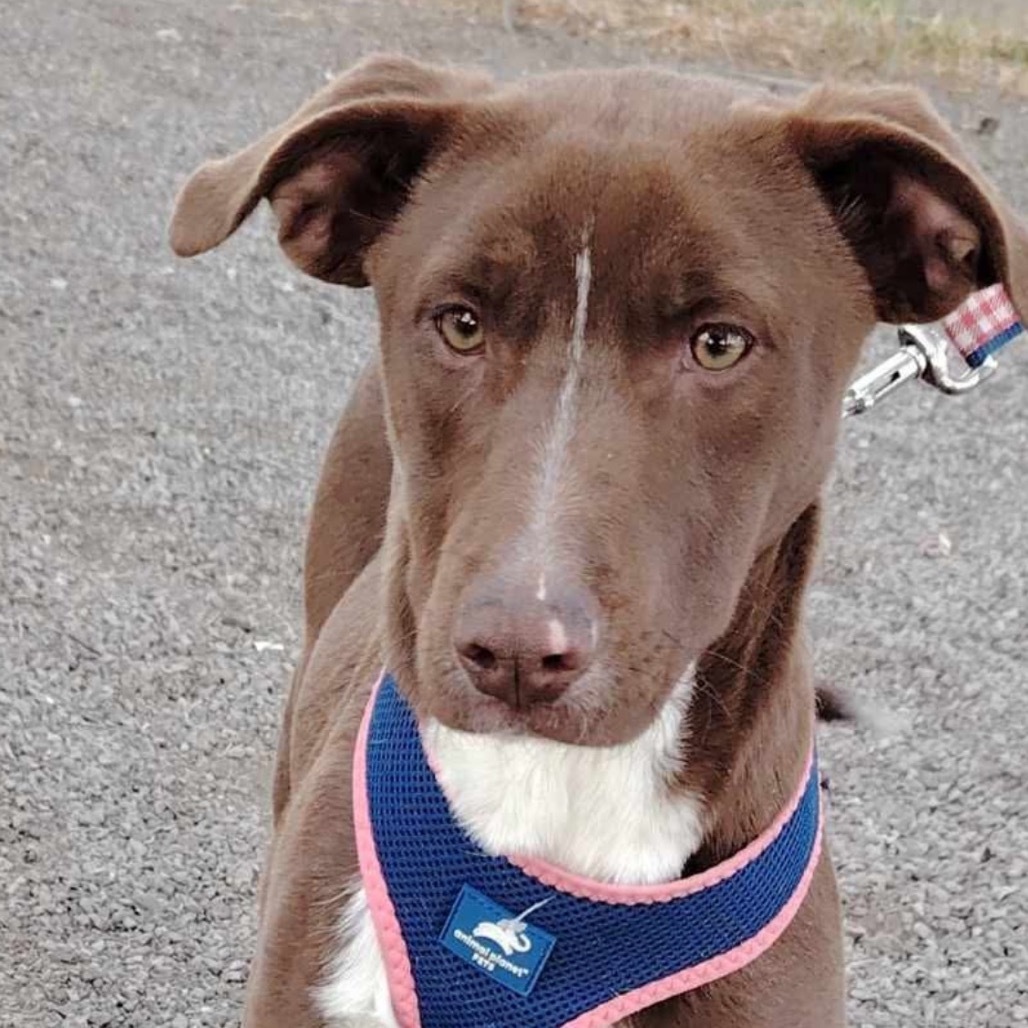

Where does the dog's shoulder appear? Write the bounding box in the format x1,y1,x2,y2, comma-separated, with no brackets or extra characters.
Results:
247,560,385,1028
287,553,386,800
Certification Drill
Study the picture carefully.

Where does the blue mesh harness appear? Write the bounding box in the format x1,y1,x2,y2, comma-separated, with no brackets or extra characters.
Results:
355,675,822,1028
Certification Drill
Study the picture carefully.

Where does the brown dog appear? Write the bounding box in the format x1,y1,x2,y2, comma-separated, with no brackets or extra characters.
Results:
171,55,1028,1027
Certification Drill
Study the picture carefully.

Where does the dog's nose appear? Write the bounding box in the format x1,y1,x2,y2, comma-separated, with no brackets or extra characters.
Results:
453,576,599,708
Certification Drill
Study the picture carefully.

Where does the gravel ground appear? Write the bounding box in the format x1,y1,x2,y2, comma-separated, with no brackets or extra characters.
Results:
2,1,1027,1026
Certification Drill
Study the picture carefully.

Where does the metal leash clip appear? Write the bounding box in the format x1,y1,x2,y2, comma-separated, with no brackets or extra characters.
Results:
842,322,998,418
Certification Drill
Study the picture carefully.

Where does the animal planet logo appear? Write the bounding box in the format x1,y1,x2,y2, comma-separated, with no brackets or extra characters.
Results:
440,885,557,996
472,897,551,956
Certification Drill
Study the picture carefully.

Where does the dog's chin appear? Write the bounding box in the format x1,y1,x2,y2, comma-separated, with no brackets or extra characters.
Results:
423,689,660,748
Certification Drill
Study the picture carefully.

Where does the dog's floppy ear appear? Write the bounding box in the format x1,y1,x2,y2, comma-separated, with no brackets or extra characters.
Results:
787,84,1028,323
169,54,491,285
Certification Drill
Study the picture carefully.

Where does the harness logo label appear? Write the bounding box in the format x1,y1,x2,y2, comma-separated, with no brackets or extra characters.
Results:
439,885,556,996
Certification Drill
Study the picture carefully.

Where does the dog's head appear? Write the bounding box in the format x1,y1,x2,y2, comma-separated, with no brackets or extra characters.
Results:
173,56,1027,745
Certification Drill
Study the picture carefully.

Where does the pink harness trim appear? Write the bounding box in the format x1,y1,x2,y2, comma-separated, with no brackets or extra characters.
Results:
352,670,424,1028
513,747,817,905
561,821,823,1027
352,673,823,1028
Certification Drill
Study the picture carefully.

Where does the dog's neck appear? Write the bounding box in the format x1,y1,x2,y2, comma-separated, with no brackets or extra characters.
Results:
682,505,819,874
421,669,703,885
390,505,820,887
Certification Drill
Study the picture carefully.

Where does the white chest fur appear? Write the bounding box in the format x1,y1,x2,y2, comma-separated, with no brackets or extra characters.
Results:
316,676,703,1026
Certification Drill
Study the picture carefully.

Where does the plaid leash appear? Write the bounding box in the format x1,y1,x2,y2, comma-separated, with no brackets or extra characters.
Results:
844,282,1025,416
943,283,1025,369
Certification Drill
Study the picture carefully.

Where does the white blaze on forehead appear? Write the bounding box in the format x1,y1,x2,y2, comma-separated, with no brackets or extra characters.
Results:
526,232,593,575
569,243,592,368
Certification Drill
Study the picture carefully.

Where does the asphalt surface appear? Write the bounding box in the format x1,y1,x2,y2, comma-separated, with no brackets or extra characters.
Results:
3,1,1028,1026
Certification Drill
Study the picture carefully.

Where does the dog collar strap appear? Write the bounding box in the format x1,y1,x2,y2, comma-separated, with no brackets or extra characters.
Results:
844,283,1025,417
353,674,823,1028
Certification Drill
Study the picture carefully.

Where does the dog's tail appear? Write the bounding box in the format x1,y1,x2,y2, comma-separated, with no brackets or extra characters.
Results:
815,682,907,737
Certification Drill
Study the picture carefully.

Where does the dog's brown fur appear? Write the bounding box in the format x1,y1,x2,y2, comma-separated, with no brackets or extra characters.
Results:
172,55,1028,1027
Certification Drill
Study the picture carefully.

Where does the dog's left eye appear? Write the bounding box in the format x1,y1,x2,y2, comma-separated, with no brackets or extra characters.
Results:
690,324,754,371
435,306,484,354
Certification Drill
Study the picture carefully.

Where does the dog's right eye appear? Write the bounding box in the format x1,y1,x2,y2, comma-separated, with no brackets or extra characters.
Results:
434,306,484,355
689,323,754,372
